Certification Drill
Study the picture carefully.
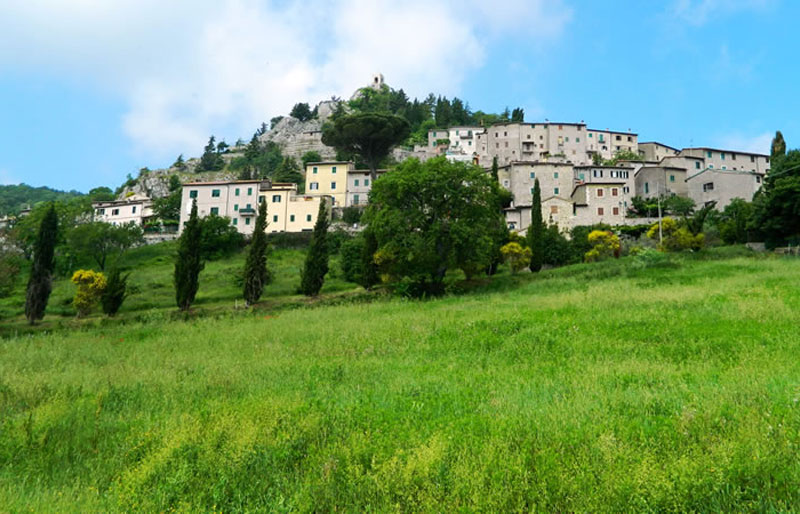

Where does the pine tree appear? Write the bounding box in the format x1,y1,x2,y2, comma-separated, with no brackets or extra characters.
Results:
101,267,129,316
491,156,499,182
299,201,330,296
527,178,545,272
771,131,786,160
25,203,58,325
174,200,204,310
243,199,270,306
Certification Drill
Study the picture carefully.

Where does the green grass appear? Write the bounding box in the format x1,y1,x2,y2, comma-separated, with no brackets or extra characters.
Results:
1,252,799,511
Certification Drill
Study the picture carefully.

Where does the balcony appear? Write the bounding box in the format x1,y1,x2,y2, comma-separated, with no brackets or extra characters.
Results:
239,207,256,216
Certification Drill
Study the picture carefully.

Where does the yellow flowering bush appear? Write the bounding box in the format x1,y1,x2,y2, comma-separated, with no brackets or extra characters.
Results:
584,230,621,262
71,269,107,318
500,242,532,274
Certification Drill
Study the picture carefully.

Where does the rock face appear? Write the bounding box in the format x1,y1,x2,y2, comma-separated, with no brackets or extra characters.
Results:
259,100,341,162
117,158,239,200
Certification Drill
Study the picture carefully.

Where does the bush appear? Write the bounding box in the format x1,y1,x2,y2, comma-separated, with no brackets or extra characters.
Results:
584,230,621,262
647,218,704,252
340,236,365,283
341,206,363,225
101,268,129,316
500,242,531,274
268,231,313,249
542,225,572,267
71,269,107,317
200,215,245,260
327,228,352,255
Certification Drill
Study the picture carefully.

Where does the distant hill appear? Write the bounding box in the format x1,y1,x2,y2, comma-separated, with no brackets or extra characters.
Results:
0,184,84,216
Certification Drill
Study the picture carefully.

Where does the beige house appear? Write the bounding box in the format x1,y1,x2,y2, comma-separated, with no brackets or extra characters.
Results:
93,194,153,226
634,166,689,199
345,169,386,207
179,180,328,235
638,142,679,162
686,168,764,209
428,126,483,159
571,182,627,227
305,161,351,207
679,148,770,174
496,161,574,207
574,165,636,206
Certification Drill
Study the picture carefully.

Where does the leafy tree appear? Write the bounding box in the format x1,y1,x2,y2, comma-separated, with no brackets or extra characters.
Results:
290,102,314,122
173,154,187,171
216,140,230,153
152,177,182,222
243,200,271,306
71,269,107,318
511,107,525,123
584,230,621,262
101,267,129,316
299,202,330,296
750,149,800,246
269,117,283,130
0,246,24,298
25,203,58,324
88,187,115,202
340,236,365,284
68,222,144,270
174,200,204,311
199,214,244,260
272,157,303,185
603,149,643,165
771,131,786,160
360,228,380,289
500,242,531,273
301,151,322,169
364,157,503,296
322,113,410,181
542,224,572,267
527,179,545,272
685,201,716,236
197,136,225,172
663,195,696,217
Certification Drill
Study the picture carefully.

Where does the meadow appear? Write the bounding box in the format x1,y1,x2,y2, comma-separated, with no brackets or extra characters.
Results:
1,249,800,511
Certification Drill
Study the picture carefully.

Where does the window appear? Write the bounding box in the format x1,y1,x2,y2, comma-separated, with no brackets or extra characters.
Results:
189,190,198,198
247,187,253,195
731,154,737,161
599,135,605,142
598,207,604,215
97,208,105,215
259,196,265,203
579,173,585,180
597,188,604,197
612,188,618,196
496,143,499,149
313,166,318,174
576,137,580,143
309,182,319,190
112,208,119,215
504,131,507,136
613,207,619,215
707,151,713,158
234,204,239,211
364,179,369,186
235,188,240,196
211,189,221,197
530,172,535,179
695,161,701,169
720,153,725,160
627,136,632,142
331,182,336,190
273,215,278,222
615,135,621,141
722,166,727,170
233,218,237,226
623,186,630,194
210,207,219,215
756,175,762,183
290,214,295,222
703,182,714,192
670,175,675,183
558,136,563,145
554,187,560,195
504,142,508,148
353,194,360,205
306,214,312,222
750,156,755,163
246,203,251,210
709,164,714,169
589,133,593,138
245,217,251,225
132,206,137,214
565,137,569,143
354,179,360,186
550,206,559,214
332,166,337,174
554,172,559,179
272,194,281,202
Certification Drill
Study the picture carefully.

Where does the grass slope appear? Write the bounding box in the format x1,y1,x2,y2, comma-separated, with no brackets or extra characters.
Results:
1,254,800,510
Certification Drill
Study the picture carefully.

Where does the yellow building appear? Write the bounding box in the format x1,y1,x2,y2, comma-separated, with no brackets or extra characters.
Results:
305,161,353,207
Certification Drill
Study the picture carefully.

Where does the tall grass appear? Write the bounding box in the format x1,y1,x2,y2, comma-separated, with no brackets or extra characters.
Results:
1,256,799,510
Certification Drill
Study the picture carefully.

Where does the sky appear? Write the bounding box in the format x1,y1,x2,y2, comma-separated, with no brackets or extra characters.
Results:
0,0,797,192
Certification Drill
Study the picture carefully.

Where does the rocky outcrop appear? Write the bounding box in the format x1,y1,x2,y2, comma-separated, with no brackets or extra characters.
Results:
259,100,343,162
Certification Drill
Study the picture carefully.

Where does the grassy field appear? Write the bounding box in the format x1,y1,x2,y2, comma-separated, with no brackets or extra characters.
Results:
1,251,800,511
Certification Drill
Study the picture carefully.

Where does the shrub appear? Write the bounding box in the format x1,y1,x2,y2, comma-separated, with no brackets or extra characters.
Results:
71,269,107,317
340,236,365,283
341,206,363,225
542,224,572,267
200,214,245,260
101,268,129,316
647,217,704,252
584,230,621,262
500,242,532,274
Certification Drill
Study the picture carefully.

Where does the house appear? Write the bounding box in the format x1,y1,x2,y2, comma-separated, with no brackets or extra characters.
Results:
179,180,329,235
634,166,689,199
679,147,770,174
686,168,764,209
93,194,153,226
571,182,627,227
428,126,483,160
305,161,384,207
496,161,574,206
638,142,679,162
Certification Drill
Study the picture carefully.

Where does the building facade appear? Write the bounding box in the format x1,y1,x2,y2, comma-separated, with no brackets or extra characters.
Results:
686,169,764,209
179,180,328,235
93,194,153,226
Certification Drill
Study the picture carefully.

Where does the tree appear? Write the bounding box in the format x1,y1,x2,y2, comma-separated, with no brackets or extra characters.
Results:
719,198,754,244
322,112,410,181
173,154,187,171
646,218,704,252
364,157,503,296
771,131,786,160
500,242,531,273
750,148,800,246
71,269,107,318
301,151,322,170
174,200,204,311
360,228,380,289
527,179,545,272
272,157,303,185
290,102,314,122
299,201,330,296
197,136,224,172
199,214,244,260
101,267,129,317
511,107,525,123
25,203,58,324
243,199,271,306
491,156,499,183
88,187,115,202
68,222,143,270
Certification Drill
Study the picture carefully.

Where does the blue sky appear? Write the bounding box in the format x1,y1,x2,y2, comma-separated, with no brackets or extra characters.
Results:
0,0,796,192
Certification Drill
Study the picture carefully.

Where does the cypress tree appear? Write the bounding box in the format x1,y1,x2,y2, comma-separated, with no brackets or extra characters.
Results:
243,199,270,306
25,203,58,325
771,131,786,160
101,267,129,317
174,200,204,310
359,227,379,289
299,201,330,296
527,178,545,272
491,156,499,182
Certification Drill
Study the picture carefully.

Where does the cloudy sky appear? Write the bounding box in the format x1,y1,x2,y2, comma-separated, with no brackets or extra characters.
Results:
0,0,796,191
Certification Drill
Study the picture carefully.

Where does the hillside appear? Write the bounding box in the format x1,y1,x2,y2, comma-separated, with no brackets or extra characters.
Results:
2,251,799,510
0,184,83,216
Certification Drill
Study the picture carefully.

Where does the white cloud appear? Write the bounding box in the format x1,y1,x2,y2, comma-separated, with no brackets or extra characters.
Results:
0,0,571,160
669,0,774,26
717,132,772,154
0,168,18,186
